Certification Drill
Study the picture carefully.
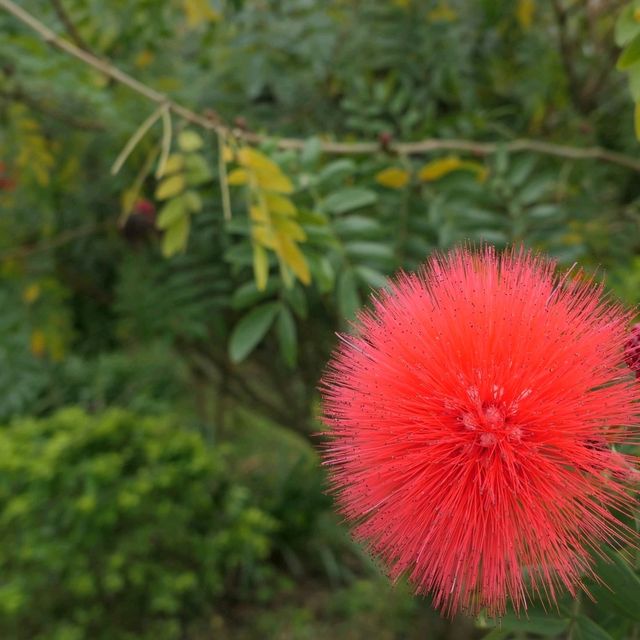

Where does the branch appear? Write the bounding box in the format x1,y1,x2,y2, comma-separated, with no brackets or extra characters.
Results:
0,86,105,131
2,0,640,172
110,104,164,175
0,222,110,262
49,0,90,52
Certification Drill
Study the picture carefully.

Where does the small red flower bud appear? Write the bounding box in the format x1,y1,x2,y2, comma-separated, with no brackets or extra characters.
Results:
378,131,393,151
133,198,156,221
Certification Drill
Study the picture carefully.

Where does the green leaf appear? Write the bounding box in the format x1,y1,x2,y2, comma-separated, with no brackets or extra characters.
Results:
322,188,378,214
283,284,308,319
574,616,614,640
516,175,553,205
184,154,213,185
618,33,640,70
528,204,564,220
354,265,388,289
480,629,510,640
337,268,361,321
508,154,537,187
317,159,356,185
589,549,640,621
161,215,190,257
308,255,335,294
228,302,279,363
231,281,278,310
178,130,204,152
300,136,322,166
276,305,297,367
224,243,253,266
157,197,187,229
629,63,640,100
615,4,640,47
344,241,394,262
333,215,381,237
496,613,569,636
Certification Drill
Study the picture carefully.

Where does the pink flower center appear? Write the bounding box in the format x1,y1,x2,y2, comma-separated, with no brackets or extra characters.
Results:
460,402,522,448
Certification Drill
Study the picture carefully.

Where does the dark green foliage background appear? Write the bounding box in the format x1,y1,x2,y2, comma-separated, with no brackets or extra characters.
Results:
0,0,639,638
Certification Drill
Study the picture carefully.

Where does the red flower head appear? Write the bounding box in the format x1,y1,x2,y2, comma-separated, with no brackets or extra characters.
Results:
133,198,156,221
321,247,639,617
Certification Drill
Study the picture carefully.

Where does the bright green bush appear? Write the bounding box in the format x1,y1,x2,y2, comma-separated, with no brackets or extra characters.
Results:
0,408,276,640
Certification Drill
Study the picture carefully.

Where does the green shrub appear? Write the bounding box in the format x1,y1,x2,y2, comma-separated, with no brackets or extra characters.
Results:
0,408,276,640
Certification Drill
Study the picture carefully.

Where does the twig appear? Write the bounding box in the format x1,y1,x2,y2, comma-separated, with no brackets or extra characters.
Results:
111,104,164,175
2,0,640,172
49,0,90,51
0,222,110,262
217,132,232,221
155,104,172,179
0,86,104,131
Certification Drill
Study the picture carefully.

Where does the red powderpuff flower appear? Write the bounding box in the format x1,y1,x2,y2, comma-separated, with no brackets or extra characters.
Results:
321,247,639,617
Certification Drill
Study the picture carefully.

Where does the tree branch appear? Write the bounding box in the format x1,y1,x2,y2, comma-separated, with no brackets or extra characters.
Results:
49,0,90,52
0,86,105,131
2,0,640,172
0,222,110,262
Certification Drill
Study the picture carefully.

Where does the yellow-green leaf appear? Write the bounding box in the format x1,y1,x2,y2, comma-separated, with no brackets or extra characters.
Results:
22,283,41,304
134,49,154,69
238,147,294,193
250,204,269,222
159,153,185,176
264,192,296,216
252,243,269,291
273,218,306,242
30,329,46,357
278,236,310,285
458,160,489,182
238,147,280,174
183,0,221,27
157,197,187,229
121,187,139,215
156,174,186,200
427,2,457,22
418,155,463,182
227,168,249,186
253,224,277,249
618,33,640,70
375,167,410,189
183,190,203,213
516,0,534,30
161,215,190,257
178,130,204,152
255,170,294,194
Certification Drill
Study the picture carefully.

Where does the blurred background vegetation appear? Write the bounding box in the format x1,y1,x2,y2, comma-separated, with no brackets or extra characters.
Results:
1,0,640,638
